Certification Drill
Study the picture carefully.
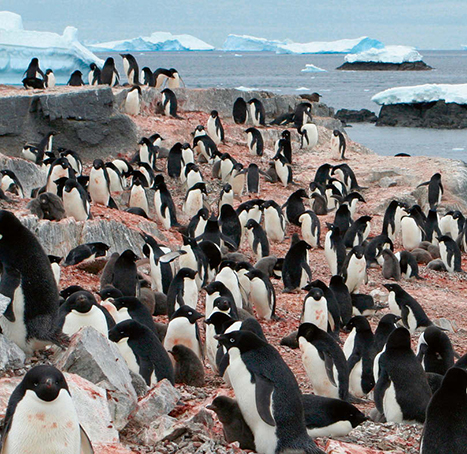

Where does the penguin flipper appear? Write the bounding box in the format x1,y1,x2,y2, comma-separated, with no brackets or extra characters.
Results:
80,425,95,453
138,356,155,387
322,351,337,387
159,250,186,263
254,374,276,426
416,181,429,188
0,267,21,322
374,369,390,415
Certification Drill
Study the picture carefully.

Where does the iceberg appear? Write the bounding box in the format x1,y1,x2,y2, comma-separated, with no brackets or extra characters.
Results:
345,46,424,64
0,11,103,85
301,64,326,73
372,84,467,105
88,32,214,52
223,34,384,54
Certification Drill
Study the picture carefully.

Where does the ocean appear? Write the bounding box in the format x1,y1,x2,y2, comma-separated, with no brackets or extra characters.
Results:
104,50,467,161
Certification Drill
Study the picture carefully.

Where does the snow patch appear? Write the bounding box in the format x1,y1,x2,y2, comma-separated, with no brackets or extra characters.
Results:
372,84,467,105
88,32,214,52
0,11,102,85
301,63,326,73
223,34,384,54
346,46,424,64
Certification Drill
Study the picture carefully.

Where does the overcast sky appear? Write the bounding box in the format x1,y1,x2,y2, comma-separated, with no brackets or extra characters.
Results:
2,0,465,49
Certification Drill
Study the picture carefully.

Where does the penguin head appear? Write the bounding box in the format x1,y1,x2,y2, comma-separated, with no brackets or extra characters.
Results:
422,325,449,348
212,297,232,313
60,285,86,300
109,319,145,342
236,261,254,273
104,57,115,67
196,207,210,220
346,192,366,203
99,286,123,301
305,287,324,302
345,316,371,333
378,313,402,328
218,260,237,272
245,268,265,281
205,311,233,333
386,327,411,350
351,245,365,260
177,267,197,280
342,404,368,428
210,110,218,118
119,249,139,263
294,188,309,200
333,130,340,137
90,63,98,70
204,281,227,295
215,330,267,352
30,57,39,66
245,219,259,230
441,367,467,393
297,322,322,342
45,69,53,75
113,296,142,311
92,159,105,170
168,344,195,362
63,178,80,193
171,305,203,324
383,283,402,294
206,396,237,421
22,365,69,402
192,125,205,137
169,68,178,76
66,290,96,313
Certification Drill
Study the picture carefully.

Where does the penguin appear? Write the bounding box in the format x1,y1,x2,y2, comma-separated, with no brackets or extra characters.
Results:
22,76,46,89
331,164,363,192
400,213,423,251
246,268,275,320
137,137,158,170
63,242,109,266
262,200,285,243
216,330,324,454
343,215,371,248
314,163,332,186
324,224,346,276
372,313,401,356
302,394,367,438
45,68,55,88
88,62,101,85
45,158,74,195
183,182,207,217
181,142,195,167
294,102,313,129
167,68,182,88
153,174,179,228
383,283,432,333
300,287,328,331
381,249,401,281
233,97,248,124
193,135,218,163
299,123,319,150
62,178,91,222
333,204,352,236
309,279,341,335
153,68,173,88
342,246,367,294
0,365,94,454
219,153,237,182
282,240,312,292
186,207,209,239
329,275,353,326
299,210,321,248
351,293,383,317
100,57,119,86
228,163,247,196
124,85,142,115
416,325,454,375
58,290,113,337
283,188,308,225
88,159,117,208
247,163,260,194
438,235,463,272
27,192,65,221
161,88,179,118
166,268,199,317
164,305,204,361
183,162,203,189
111,250,139,297
374,327,432,423
382,200,406,242
207,110,224,145
215,262,244,310
396,250,422,279
0,170,24,198
140,67,155,86
23,57,45,80
273,152,293,187
275,130,292,163
169,344,205,387
112,296,159,336
109,319,174,386
0,210,68,353
424,209,441,244
129,174,149,215
237,199,264,240
420,367,467,454
331,130,346,159
417,173,443,209
310,192,328,216
206,396,256,451
343,316,375,398
105,162,124,192
112,158,133,180
247,98,266,126
439,210,465,239
120,53,140,85
245,127,263,156
298,322,349,400
219,204,242,250
204,281,236,318
67,70,84,86
344,192,366,219
365,235,393,268
245,219,270,260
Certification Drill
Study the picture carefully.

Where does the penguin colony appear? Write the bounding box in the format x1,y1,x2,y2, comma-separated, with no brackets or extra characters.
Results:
0,54,466,454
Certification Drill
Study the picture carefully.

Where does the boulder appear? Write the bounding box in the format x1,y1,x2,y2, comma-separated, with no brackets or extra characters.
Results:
325,440,404,453
53,327,138,430
0,377,21,418
0,87,138,160
335,108,378,124
0,333,26,372
337,61,432,71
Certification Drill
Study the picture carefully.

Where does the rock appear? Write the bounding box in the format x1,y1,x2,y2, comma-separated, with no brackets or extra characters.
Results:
93,444,135,454
433,318,457,333
325,439,404,453
379,177,397,188
53,327,138,431
141,415,178,444
376,100,467,129
132,379,181,427
0,333,26,372
0,87,138,159
130,370,149,397
0,377,21,418
65,373,119,444
337,61,432,71
335,108,378,124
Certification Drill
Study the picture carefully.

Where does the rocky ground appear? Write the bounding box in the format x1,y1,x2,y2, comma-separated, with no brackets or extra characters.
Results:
0,87,467,454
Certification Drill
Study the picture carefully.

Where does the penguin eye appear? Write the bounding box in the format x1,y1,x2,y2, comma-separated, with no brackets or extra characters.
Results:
188,311,193,316
34,382,39,387
229,337,235,343
120,331,125,335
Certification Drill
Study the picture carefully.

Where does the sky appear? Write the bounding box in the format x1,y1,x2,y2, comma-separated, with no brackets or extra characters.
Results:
2,0,466,49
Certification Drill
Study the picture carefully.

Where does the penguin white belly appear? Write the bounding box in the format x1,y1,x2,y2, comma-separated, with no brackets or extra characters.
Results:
108,171,123,192
249,105,260,127
401,218,421,250
264,209,284,242
51,262,61,286
220,161,233,182
182,149,194,166
302,300,328,331
114,307,131,324
301,215,318,247
117,337,140,375
179,247,198,274
125,90,140,115
63,190,88,222
153,191,169,230
299,267,310,288
324,234,338,276
307,420,353,438
231,174,245,196
343,329,356,359
63,307,108,337
330,135,340,158
439,242,453,273
275,162,289,187
186,172,203,191
164,100,171,117
3,389,81,454
349,359,365,397
387,292,401,316
250,278,271,320
438,216,451,236
205,293,217,318
237,272,251,302
247,133,255,155
150,259,163,292
303,125,318,149
46,167,69,194
228,348,277,454
164,318,202,360
300,340,338,399
21,147,38,162
406,307,418,333
182,279,199,310
47,73,56,88
89,172,109,205
216,269,243,309
167,74,180,89
345,256,366,293
205,323,219,372
207,118,220,145
373,350,383,382
129,186,149,214
383,382,403,423
183,191,203,217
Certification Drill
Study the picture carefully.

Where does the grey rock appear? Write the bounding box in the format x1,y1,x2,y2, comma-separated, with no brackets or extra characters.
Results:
338,61,432,71
433,318,456,333
132,379,181,427
335,108,378,123
0,334,26,372
379,177,397,188
130,370,149,397
141,415,178,445
368,168,403,184
53,327,138,431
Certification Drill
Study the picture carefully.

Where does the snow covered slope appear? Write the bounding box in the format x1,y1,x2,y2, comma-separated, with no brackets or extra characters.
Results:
0,11,103,85
88,32,214,52
223,34,384,54
345,46,424,63
372,84,467,105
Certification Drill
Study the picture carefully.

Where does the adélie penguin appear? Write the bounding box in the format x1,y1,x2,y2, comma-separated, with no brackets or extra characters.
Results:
233,97,248,124
153,174,179,228
417,172,443,209
88,159,118,208
438,235,463,272
120,53,140,85
216,330,325,454
67,70,84,86
331,129,346,159
416,325,454,375
247,98,266,126
124,85,142,115
207,110,224,145
341,246,367,294
62,178,91,221
169,344,205,387
261,200,285,242
245,127,264,156
100,57,119,86
245,268,276,320
282,240,312,292
0,365,94,454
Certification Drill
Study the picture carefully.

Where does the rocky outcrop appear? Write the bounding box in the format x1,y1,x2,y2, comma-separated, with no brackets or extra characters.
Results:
335,108,378,124
0,87,138,159
337,61,432,71
376,100,467,128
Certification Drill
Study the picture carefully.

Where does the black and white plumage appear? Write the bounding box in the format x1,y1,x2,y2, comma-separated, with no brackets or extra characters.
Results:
416,325,454,375
120,53,140,85
245,127,263,156
88,62,101,85
331,130,346,159
417,173,443,209
161,88,179,118
100,57,119,86
207,110,225,145
247,98,266,126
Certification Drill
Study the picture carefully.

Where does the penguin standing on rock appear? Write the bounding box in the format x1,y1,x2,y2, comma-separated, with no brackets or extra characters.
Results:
331,130,346,159
67,70,84,86
161,88,179,118
120,53,140,85
100,57,119,86
125,85,142,115
111,250,139,297
62,179,91,221
88,63,101,85
233,97,248,124
299,123,319,150
247,98,266,126
207,110,225,145
417,173,443,209
245,127,263,156
89,159,118,208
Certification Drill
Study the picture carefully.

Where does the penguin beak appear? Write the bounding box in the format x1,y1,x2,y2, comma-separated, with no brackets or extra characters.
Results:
45,378,53,389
